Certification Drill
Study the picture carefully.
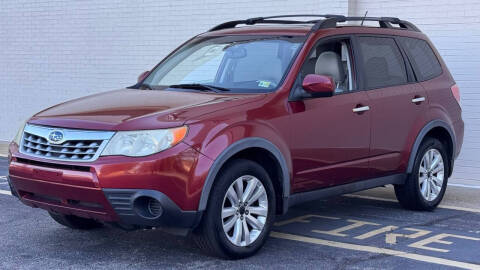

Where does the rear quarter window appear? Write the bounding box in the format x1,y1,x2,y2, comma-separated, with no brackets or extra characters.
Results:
357,36,408,89
401,37,443,81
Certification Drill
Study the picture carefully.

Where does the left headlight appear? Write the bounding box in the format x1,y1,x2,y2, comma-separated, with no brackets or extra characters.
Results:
101,126,188,157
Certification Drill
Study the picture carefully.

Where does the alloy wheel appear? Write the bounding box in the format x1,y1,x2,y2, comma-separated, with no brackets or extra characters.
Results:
221,175,268,247
418,149,445,201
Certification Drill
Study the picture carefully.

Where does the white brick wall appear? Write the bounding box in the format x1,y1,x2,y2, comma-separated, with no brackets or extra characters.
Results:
350,0,480,184
1,0,479,183
0,0,347,139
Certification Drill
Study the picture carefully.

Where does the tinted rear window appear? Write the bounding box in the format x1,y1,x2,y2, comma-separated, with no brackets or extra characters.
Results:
401,37,442,81
358,37,408,89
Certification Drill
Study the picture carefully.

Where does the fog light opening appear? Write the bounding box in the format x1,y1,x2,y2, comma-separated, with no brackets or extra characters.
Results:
133,196,163,219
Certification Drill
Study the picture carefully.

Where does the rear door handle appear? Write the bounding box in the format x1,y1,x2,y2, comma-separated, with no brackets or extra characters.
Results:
412,97,426,104
352,106,370,113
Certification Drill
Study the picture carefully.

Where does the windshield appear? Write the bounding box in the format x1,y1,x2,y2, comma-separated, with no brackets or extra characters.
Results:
142,35,305,93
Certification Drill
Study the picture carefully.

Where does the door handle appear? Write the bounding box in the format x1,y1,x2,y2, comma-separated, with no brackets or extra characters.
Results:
352,106,370,113
412,96,426,104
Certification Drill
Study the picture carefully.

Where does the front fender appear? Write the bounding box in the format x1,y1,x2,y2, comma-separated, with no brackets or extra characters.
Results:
196,137,290,212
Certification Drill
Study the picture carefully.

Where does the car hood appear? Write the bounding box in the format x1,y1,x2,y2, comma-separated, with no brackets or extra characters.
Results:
29,88,264,130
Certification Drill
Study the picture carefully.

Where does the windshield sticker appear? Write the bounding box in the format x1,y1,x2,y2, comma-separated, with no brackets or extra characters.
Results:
258,80,272,88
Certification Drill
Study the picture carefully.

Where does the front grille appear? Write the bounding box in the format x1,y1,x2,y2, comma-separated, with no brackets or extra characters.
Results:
20,124,114,162
22,132,102,160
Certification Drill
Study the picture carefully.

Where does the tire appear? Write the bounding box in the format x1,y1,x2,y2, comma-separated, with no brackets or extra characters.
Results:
395,137,449,211
193,159,276,259
48,211,103,230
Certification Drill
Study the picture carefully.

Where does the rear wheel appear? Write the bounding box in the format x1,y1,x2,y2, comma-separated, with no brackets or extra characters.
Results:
395,138,449,211
48,211,103,230
193,159,276,259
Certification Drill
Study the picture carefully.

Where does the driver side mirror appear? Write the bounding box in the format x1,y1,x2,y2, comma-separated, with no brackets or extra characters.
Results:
302,74,335,97
137,71,150,83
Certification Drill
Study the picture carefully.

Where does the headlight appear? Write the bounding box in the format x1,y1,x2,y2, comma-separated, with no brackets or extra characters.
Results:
13,120,28,145
101,126,188,157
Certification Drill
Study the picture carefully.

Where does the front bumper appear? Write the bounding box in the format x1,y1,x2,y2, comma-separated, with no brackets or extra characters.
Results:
8,142,212,230
103,189,200,228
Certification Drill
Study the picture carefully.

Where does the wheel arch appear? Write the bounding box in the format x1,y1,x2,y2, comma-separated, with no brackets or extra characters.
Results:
197,137,290,214
407,120,456,177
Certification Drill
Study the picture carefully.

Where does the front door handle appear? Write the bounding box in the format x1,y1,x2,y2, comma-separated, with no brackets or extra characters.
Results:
352,106,370,113
412,96,426,104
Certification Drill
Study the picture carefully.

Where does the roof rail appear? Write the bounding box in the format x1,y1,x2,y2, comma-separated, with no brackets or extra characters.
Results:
208,14,420,33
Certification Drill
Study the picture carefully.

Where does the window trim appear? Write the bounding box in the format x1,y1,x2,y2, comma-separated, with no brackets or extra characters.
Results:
289,34,359,101
353,34,414,91
398,36,444,82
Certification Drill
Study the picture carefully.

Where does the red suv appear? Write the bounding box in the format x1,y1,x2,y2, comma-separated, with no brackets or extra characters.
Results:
7,15,463,258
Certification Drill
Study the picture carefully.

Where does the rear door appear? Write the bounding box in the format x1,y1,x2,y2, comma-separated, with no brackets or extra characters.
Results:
354,35,428,177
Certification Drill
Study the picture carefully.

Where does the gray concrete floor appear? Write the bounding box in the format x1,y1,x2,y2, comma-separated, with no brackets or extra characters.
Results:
1,157,480,269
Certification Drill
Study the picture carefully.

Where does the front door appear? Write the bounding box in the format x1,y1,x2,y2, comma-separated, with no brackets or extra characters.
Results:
288,37,371,193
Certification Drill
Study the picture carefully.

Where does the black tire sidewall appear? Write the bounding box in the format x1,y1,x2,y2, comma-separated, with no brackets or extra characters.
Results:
204,159,276,259
412,138,449,209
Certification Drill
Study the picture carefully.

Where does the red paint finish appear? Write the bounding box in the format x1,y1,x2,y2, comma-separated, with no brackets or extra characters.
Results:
302,74,335,96
287,91,371,192
8,23,464,225
9,142,213,214
367,83,428,177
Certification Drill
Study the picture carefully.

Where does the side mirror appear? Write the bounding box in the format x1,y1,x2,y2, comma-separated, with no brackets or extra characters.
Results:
302,74,335,97
137,71,150,83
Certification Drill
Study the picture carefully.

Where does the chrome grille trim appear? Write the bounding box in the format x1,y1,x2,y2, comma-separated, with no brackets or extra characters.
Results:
19,124,115,162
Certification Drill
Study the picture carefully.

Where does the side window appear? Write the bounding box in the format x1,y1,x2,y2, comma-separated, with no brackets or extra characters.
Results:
298,39,354,94
357,37,408,89
401,37,442,81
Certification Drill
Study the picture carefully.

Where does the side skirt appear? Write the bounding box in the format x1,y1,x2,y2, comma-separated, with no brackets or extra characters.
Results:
287,174,406,208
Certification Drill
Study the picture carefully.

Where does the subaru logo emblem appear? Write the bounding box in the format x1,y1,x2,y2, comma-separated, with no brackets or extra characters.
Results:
48,130,64,144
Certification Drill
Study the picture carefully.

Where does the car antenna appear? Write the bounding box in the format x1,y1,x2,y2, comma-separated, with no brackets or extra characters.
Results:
360,10,368,26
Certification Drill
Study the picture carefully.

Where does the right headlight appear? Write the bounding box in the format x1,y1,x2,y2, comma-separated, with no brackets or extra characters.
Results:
13,120,28,146
101,126,188,157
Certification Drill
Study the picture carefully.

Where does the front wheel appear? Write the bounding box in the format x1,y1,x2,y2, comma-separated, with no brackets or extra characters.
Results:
193,159,276,259
395,137,449,211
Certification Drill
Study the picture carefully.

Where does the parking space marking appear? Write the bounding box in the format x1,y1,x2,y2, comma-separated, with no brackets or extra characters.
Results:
274,214,339,227
343,194,480,214
385,228,432,245
0,175,11,196
353,226,433,245
313,219,379,237
409,233,480,253
449,183,480,189
271,231,480,270
0,190,11,196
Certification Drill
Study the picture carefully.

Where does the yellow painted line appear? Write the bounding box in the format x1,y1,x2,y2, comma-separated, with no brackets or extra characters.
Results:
271,231,480,270
449,183,480,189
439,205,480,214
0,190,11,196
343,194,480,214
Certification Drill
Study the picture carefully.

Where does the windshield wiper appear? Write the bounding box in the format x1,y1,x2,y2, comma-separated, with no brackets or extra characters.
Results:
135,83,154,90
169,83,230,93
